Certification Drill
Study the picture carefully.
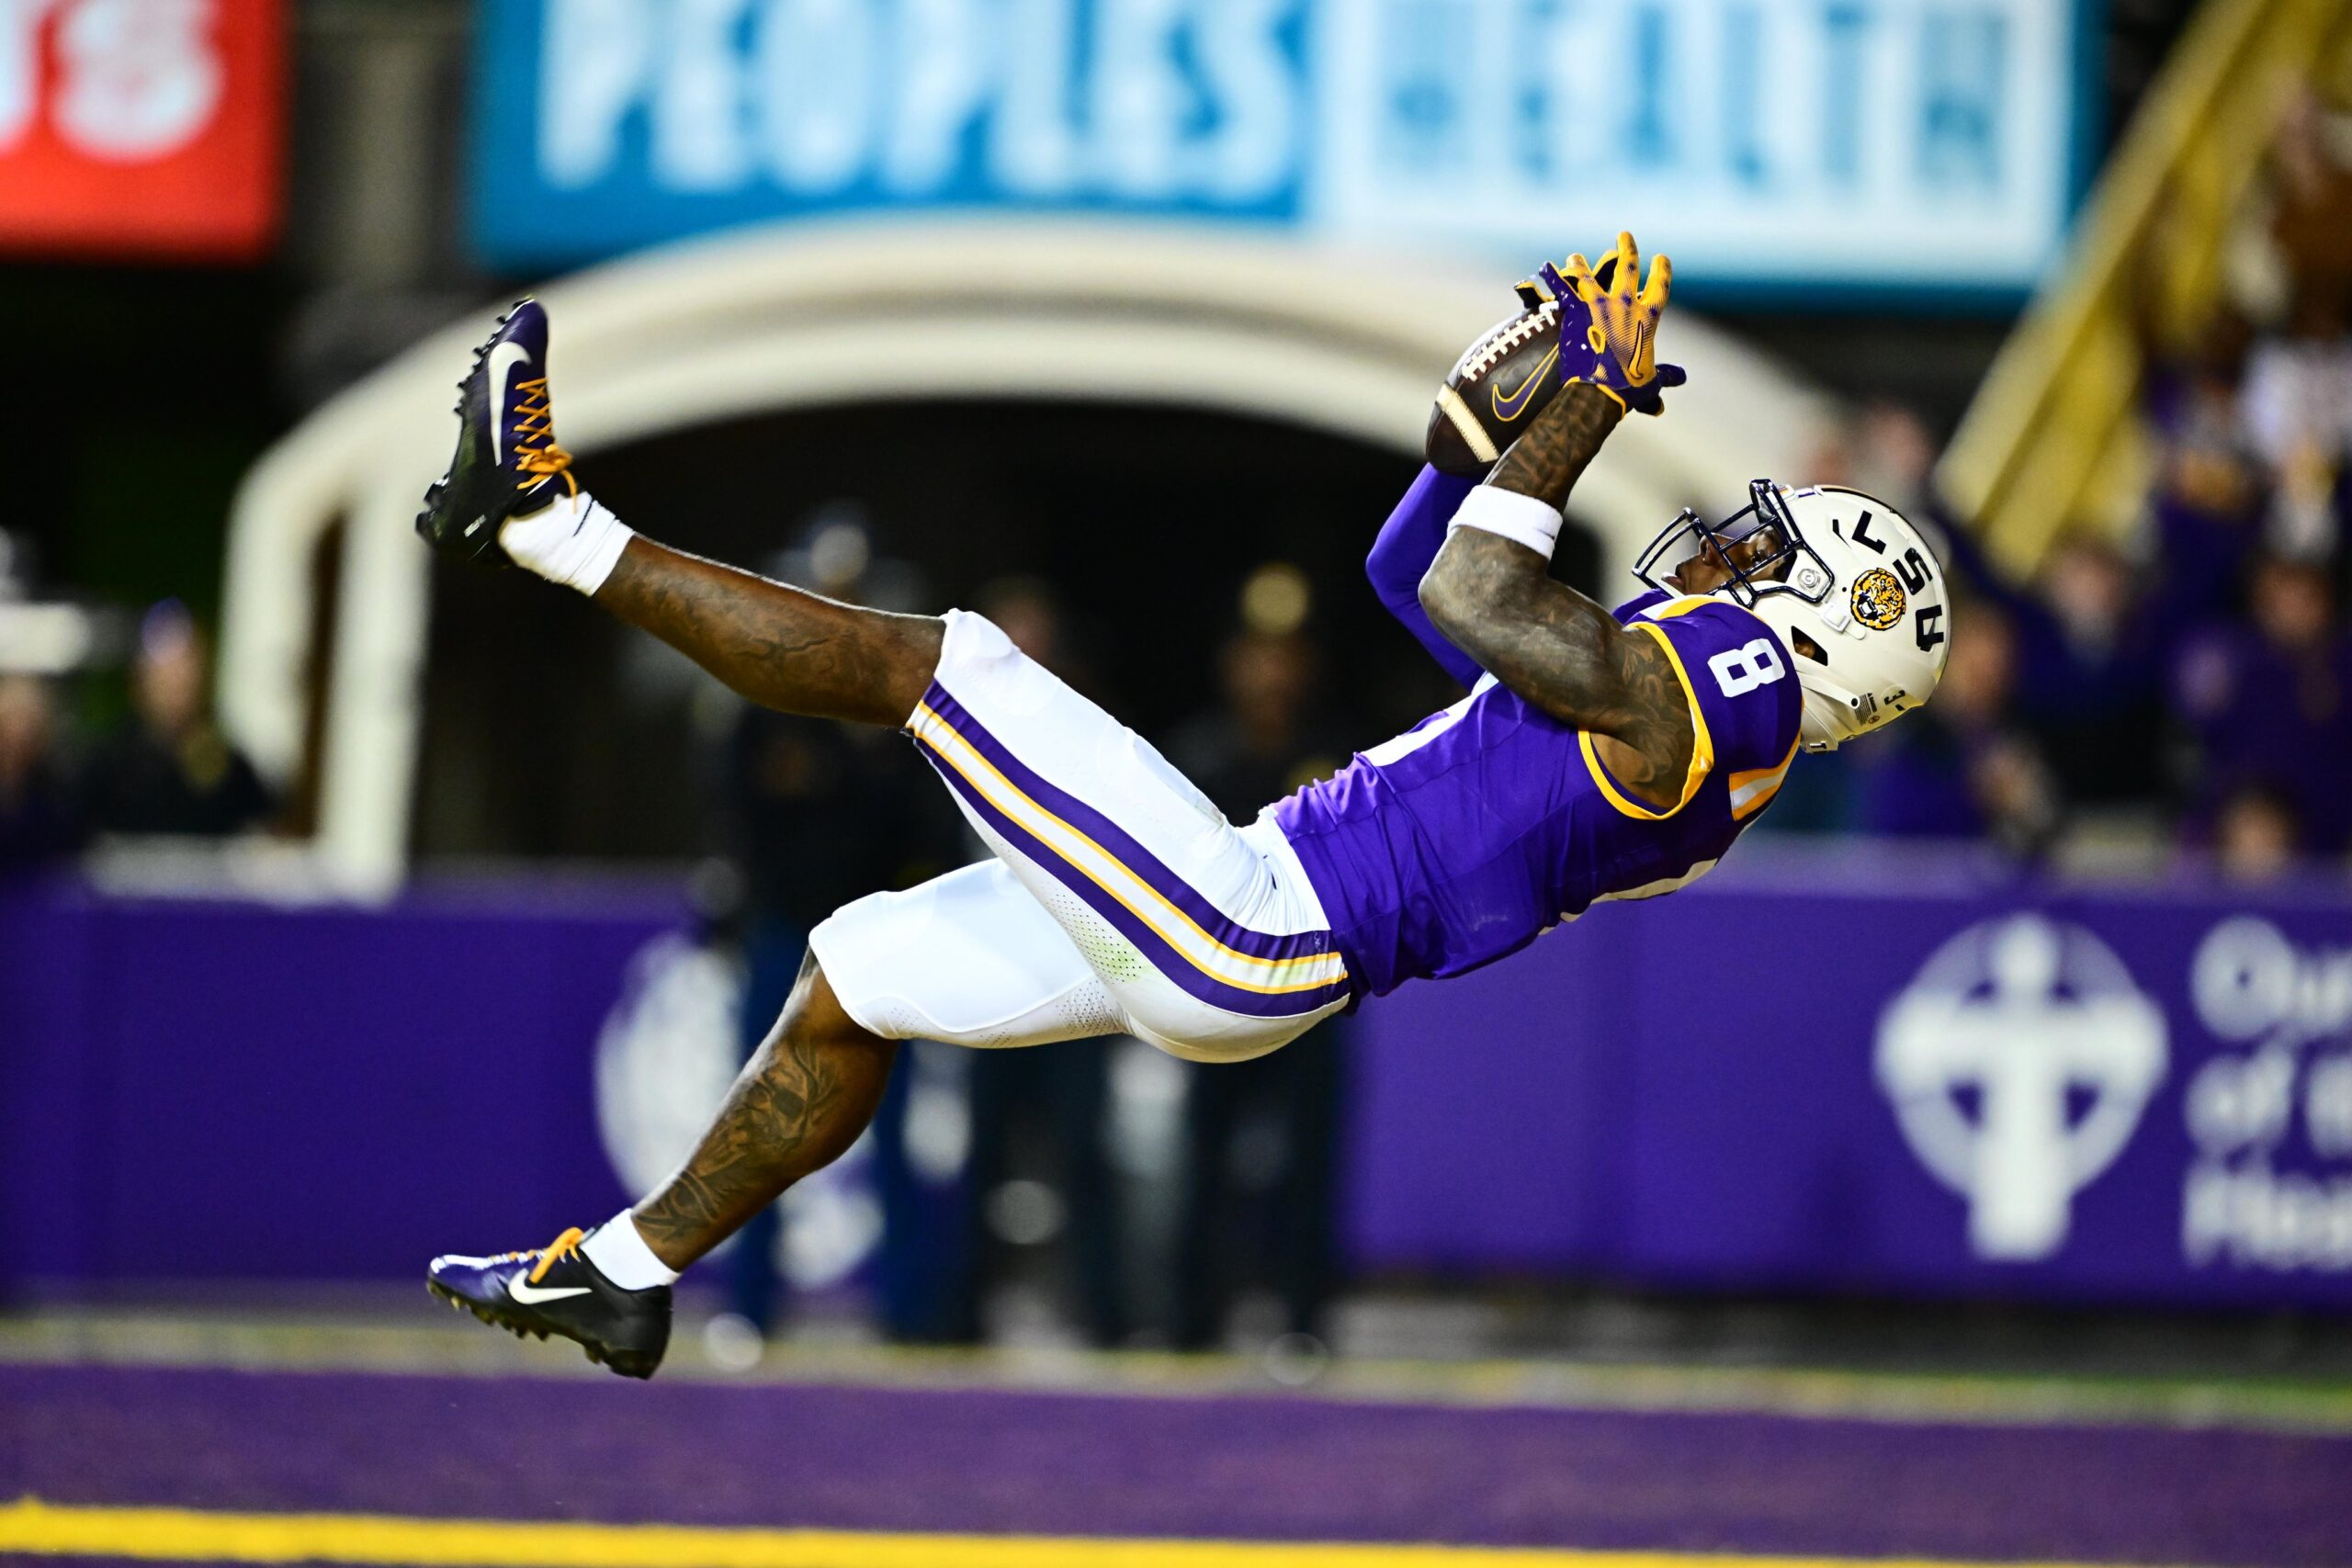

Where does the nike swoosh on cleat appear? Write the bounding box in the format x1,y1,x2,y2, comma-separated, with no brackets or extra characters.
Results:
508,1275,591,1305
487,341,532,465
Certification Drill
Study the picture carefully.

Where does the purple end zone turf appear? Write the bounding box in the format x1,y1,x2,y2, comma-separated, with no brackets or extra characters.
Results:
4,1364,2350,1564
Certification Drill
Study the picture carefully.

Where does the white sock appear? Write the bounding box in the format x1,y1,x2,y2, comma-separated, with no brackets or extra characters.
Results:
581,1210,679,1290
500,490,635,596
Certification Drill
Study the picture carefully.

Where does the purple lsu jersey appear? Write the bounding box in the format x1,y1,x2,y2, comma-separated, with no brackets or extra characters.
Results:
1274,590,1803,998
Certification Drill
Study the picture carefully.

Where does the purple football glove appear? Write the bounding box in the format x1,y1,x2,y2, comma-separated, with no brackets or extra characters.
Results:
1532,232,1685,416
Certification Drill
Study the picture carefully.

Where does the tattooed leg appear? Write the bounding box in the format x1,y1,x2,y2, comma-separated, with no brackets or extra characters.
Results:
596,537,944,729
631,951,899,1270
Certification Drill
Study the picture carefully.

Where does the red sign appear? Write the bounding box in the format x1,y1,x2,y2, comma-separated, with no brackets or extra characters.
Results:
0,0,283,261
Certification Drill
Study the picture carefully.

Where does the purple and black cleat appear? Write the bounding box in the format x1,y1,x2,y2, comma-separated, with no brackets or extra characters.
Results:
415,298,579,565
426,1225,671,1379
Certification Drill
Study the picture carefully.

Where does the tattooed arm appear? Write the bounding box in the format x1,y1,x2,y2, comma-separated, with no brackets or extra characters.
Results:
1418,382,1697,810
594,539,944,729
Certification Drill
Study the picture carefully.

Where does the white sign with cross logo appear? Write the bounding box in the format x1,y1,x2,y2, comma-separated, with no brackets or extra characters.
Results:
1876,914,2168,1260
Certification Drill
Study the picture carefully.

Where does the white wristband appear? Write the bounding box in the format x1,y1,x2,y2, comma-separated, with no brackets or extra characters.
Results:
1449,485,1564,561
500,491,635,595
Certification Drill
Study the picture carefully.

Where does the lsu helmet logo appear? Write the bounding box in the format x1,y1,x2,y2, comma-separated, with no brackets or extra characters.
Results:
1850,567,1906,632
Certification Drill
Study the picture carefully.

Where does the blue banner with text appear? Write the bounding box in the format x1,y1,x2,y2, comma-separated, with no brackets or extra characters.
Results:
472,0,2089,293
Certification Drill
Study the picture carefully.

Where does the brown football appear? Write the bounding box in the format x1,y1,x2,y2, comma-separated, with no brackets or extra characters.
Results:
1424,296,1565,477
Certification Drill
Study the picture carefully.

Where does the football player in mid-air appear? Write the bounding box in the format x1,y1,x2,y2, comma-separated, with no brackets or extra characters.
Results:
423,234,1951,1377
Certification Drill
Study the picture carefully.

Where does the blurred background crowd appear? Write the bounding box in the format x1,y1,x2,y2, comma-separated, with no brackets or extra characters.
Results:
12,66,2352,886
1774,93,2352,874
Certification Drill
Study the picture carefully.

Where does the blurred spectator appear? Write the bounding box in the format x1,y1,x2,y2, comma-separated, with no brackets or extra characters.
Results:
2020,534,2168,805
2143,307,2267,626
1846,400,1939,515
1798,399,1939,523
2239,303,2349,564
2245,94,2352,571
1928,422,2177,814
954,575,1129,1347
976,575,1067,682
2211,783,2303,884
0,675,81,874
2268,95,2352,307
1850,602,2060,854
715,518,964,1342
1162,570,1354,1350
1164,625,1352,815
2173,552,2352,856
80,602,270,839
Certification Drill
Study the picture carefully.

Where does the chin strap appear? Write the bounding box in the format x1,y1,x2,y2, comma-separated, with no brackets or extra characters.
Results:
1797,676,1872,753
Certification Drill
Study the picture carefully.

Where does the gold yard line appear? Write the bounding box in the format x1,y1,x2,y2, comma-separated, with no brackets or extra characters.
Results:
0,1499,2109,1568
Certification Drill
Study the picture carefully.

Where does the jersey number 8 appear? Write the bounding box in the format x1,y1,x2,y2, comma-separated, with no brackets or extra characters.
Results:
1708,637,1786,698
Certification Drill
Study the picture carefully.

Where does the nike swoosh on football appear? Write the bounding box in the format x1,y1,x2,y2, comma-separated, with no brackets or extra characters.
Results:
508,1275,590,1304
1490,345,1560,422
487,342,532,465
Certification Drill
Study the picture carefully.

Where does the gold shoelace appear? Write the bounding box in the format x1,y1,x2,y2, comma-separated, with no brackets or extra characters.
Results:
491,1225,585,1284
510,378,580,497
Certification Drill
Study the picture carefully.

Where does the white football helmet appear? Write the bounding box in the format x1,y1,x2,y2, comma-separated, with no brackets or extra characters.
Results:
1634,481,1951,751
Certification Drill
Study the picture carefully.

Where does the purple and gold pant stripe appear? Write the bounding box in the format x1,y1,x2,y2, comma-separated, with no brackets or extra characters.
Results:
909,684,1351,1019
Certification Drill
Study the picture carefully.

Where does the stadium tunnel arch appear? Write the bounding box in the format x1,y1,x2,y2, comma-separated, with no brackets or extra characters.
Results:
220,218,1832,896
